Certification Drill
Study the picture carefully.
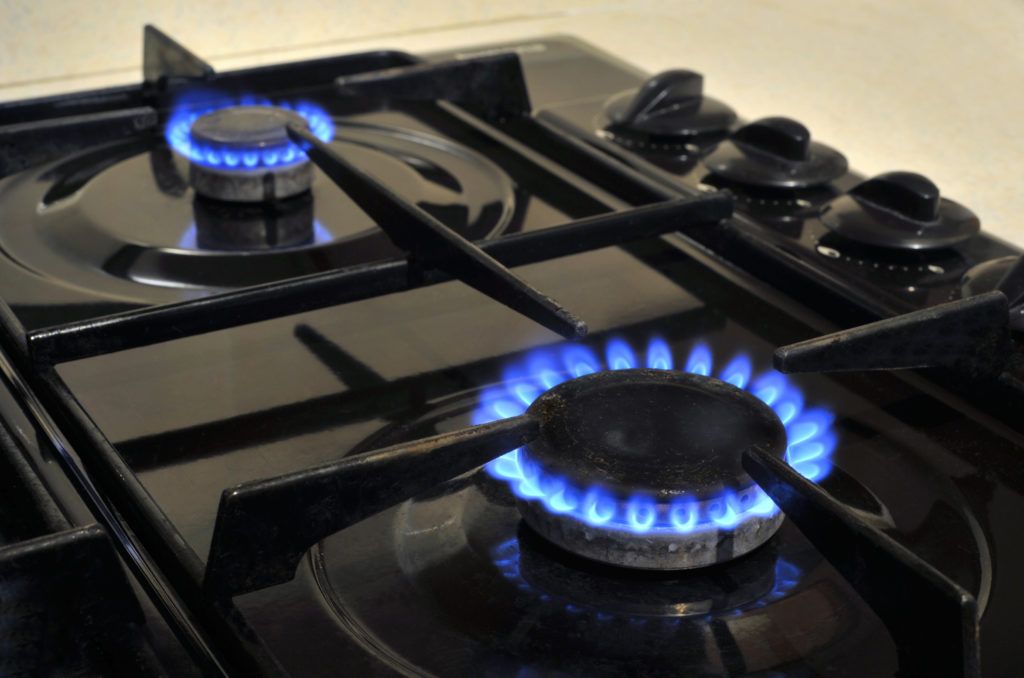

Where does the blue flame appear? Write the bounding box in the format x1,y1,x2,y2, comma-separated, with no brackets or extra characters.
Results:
606,338,638,370
684,343,712,376
646,337,673,370
165,92,334,170
474,338,838,535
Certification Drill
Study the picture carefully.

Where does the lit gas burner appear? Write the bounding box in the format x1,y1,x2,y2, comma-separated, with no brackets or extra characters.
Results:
165,96,334,202
474,338,837,570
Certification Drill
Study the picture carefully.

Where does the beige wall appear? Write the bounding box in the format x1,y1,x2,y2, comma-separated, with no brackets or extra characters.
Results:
0,0,615,88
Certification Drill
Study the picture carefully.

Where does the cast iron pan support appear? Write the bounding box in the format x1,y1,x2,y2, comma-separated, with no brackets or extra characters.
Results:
774,291,1019,379
0,109,158,178
743,447,980,677
143,24,213,88
204,414,539,597
0,525,165,676
288,123,588,339
766,283,1015,676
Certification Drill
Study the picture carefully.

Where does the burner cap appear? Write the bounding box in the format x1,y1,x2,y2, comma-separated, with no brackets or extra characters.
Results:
190,106,305,148
516,368,787,570
187,105,315,202
525,368,785,499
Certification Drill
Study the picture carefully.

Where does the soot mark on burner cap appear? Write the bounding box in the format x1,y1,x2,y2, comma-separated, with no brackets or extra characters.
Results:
524,368,787,500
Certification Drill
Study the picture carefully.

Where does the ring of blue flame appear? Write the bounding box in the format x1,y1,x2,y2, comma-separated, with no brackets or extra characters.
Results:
165,94,334,170
472,338,837,536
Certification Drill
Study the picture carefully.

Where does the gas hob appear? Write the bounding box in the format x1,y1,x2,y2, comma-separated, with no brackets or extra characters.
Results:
0,26,1022,677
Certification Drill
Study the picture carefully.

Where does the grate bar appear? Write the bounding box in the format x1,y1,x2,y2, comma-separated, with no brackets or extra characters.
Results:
203,413,539,596
743,446,980,678
27,193,732,364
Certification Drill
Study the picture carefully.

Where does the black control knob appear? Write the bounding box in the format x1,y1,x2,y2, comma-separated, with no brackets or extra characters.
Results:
848,172,940,222
820,171,979,250
733,117,811,161
614,70,704,123
703,117,847,188
602,70,736,152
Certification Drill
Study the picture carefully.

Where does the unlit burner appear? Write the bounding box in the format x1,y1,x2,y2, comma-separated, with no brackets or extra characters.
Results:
515,368,787,570
187,106,314,202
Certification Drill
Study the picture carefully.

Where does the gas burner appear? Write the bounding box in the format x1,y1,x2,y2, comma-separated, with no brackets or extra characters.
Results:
475,339,838,570
2,118,516,300
165,97,334,202
187,106,312,202
517,368,787,569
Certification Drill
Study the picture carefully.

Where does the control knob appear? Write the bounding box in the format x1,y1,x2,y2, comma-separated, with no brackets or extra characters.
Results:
819,171,979,249
703,117,847,188
602,70,736,152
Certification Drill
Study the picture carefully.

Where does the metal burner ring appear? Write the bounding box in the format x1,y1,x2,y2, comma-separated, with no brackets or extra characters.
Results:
187,105,314,202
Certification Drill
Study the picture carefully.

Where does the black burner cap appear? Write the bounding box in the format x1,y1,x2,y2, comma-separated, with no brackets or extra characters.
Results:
189,105,305,150
523,368,786,500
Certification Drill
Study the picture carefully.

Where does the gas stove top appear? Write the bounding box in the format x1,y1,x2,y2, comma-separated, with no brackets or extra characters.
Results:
0,25,1022,677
